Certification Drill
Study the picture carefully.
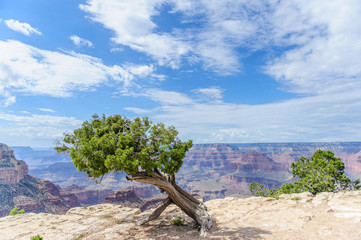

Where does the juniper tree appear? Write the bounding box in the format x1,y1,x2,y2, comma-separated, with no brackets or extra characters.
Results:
250,149,360,197
56,114,212,235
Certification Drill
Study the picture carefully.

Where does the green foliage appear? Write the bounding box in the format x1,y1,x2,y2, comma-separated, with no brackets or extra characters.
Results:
249,150,360,197
75,234,84,239
171,216,185,226
55,114,192,178
249,182,277,197
290,150,360,194
30,235,43,240
9,205,25,216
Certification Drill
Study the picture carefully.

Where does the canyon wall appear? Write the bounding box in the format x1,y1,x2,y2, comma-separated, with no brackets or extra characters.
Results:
11,142,361,203
0,143,80,217
0,144,28,184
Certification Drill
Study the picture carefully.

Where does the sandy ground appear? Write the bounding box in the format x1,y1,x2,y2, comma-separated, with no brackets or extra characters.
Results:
1,191,361,240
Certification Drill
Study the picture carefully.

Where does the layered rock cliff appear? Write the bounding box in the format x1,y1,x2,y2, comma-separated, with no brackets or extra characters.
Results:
177,142,361,199
11,142,361,203
0,144,28,185
64,184,114,205
103,188,167,211
0,143,80,217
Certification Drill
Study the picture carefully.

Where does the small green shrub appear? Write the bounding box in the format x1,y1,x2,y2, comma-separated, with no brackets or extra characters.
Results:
249,182,278,197
75,234,84,239
171,216,185,226
30,235,43,240
9,206,25,216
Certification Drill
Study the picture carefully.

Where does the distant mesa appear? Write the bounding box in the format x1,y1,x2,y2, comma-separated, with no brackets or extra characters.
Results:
103,188,168,212
64,184,114,205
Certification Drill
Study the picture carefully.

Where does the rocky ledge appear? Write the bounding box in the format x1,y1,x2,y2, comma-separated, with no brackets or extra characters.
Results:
1,190,361,239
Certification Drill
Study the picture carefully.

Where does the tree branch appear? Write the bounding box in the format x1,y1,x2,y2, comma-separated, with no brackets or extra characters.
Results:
139,197,172,225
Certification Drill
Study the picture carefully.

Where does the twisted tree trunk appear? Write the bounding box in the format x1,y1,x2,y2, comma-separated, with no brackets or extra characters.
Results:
127,171,212,236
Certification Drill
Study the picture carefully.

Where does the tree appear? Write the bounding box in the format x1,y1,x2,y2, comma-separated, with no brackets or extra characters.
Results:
290,149,360,194
55,114,212,235
250,150,360,197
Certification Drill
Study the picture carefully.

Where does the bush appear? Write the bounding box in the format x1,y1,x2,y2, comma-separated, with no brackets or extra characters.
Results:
30,235,43,240
249,182,277,197
249,150,360,197
9,206,25,216
171,216,185,226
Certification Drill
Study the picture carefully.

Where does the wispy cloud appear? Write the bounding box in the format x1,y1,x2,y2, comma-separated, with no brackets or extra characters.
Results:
110,47,125,52
80,0,191,69
124,107,150,114
79,0,243,74
69,35,94,47
123,88,194,106
142,88,361,143
37,108,56,113
0,112,83,147
4,19,41,36
192,87,224,100
0,113,82,126
264,0,361,96
0,40,162,106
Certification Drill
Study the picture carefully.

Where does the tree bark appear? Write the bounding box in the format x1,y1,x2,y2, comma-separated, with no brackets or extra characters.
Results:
127,171,212,236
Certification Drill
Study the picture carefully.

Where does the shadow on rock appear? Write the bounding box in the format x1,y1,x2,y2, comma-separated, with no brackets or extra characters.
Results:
207,220,272,240
119,218,272,240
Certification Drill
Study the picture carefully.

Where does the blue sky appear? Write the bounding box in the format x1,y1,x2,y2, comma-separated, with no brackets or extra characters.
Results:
1,0,361,147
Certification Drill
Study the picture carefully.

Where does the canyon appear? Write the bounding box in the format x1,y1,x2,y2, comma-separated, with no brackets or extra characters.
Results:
0,143,80,217
0,143,176,216
8,142,361,205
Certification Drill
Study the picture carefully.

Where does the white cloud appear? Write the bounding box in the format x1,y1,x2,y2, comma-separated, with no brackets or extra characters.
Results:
124,107,149,114
80,0,191,69
123,88,194,106
80,0,361,143
145,87,361,143
69,35,94,47
110,47,125,52
4,19,41,36
0,40,161,106
3,96,16,107
37,108,56,113
79,0,361,78
0,112,82,147
264,0,361,96
192,87,224,100
123,64,166,81
79,0,250,73
0,113,82,126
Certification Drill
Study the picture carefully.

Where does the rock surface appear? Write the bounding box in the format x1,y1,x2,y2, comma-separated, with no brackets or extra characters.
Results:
2,191,361,239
